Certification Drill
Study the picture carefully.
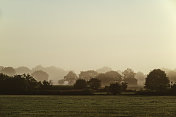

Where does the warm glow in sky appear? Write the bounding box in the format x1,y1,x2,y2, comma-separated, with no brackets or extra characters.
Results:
0,0,176,73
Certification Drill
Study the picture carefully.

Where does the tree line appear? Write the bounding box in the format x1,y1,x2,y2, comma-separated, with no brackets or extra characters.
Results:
59,68,138,88
1,66,176,95
0,74,52,94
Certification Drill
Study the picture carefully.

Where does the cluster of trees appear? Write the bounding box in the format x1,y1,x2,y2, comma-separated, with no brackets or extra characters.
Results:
70,69,176,95
0,66,151,88
0,67,16,76
0,66,49,81
134,69,176,95
0,65,68,84
0,72,126,95
0,73,52,94
1,65,176,95
73,78,127,95
59,68,176,92
57,68,176,95
74,78,101,90
59,69,138,89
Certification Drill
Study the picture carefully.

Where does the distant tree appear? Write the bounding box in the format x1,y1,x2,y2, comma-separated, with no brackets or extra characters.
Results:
109,83,122,95
1,67,16,76
79,70,98,81
88,78,101,90
105,71,122,81
123,68,137,87
0,66,4,71
31,70,49,81
33,66,68,85
96,71,122,86
64,71,78,85
32,65,45,71
145,69,170,92
123,78,137,87
74,79,87,89
123,68,135,79
15,66,31,75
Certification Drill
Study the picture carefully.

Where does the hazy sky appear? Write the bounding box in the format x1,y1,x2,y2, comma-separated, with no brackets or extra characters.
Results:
0,0,176,73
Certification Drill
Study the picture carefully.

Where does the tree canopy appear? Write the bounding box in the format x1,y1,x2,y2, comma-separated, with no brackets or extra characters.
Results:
123,68,137,86
64,71,78,85
96,71,122,86
74,79,87,89
1,67,16,76
31,70,49,81
145,69,170,92
88,78,101,90
79,70,98,81
15,66,31,75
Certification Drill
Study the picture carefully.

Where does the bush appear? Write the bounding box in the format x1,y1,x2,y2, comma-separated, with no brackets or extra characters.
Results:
108,83,122,95
74,79,87,89
87,78,101,90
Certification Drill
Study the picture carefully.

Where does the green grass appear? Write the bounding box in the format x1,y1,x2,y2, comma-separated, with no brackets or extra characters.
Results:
1,95,176,117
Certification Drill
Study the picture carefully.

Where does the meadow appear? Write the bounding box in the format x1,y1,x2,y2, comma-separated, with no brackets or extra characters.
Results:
0,95,176,117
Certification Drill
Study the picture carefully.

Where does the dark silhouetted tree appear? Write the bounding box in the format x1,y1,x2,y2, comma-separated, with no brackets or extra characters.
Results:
0,73,39,93
109,83,122,95
88,78,101,90
24,74,39,90
0,73,10,92
145,69,170,92
74,79,87,89
0,73,54,94
31,70,49,81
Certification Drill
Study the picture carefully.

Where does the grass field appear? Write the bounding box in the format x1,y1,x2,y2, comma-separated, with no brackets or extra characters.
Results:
1,95,176,117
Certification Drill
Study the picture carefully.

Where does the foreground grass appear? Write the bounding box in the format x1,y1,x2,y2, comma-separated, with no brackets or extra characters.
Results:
0,95,176,117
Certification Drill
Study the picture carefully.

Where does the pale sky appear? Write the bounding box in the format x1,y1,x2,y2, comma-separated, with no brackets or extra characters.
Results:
0,0,176,73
